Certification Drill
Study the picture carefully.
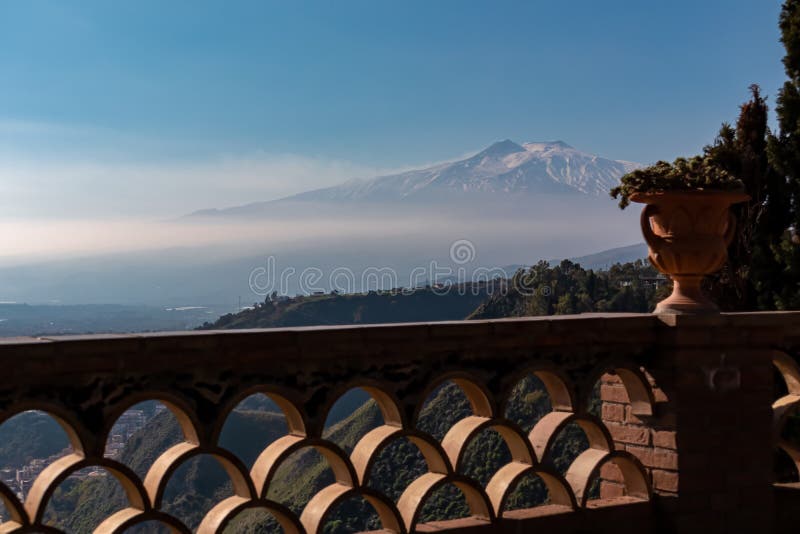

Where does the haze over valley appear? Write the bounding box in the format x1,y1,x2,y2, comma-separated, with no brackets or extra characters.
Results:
0,140,641,311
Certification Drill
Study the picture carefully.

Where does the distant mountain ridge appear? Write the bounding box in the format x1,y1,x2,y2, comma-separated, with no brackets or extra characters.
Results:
189,140,639,217
560,243,648,271
499,243,649,279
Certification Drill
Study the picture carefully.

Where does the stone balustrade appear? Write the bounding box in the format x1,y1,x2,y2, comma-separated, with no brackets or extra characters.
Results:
0,312,798,533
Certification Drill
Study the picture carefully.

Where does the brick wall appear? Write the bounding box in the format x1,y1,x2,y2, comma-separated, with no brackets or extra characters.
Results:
599,372,677,499
597,314,786,534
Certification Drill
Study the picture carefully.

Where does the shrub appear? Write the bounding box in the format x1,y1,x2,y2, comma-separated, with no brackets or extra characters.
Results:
610,155,743,208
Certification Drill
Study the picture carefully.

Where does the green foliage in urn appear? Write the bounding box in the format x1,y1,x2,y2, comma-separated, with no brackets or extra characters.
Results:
610,155,744,209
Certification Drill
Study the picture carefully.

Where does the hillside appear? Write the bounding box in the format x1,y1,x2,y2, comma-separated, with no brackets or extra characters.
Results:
200,283,496,330
37,379,588,533
0,411,68,467
470,259,668,319
41,406,288,533
200,259,665,331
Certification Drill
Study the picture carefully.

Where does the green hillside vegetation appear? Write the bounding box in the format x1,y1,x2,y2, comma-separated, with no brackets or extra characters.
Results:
200,260,669,332
0,411,70,467
34,377,594,534
201,283,496,330
223,378,595,532
42,408,288,533
469,259,669,319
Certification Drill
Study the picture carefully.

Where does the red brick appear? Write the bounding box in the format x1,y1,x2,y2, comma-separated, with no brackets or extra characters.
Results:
601,372,622,385
599,481,625,499
652,469,679,492
600,461,624,483
600,384,630,403
607,422,650,445
652,430,677,449
651,448,678,470
625,444,653,466
601,402,625,423
624,405,644,425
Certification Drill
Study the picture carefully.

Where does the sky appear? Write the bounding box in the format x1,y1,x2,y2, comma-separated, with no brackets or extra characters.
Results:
0,0,789,219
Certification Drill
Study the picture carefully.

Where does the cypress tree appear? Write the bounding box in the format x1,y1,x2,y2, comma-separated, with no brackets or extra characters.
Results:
704,86,789,310
703,0,800,311
766,0,800,309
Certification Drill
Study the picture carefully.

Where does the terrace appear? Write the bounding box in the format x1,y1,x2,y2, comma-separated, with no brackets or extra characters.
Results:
0,311,797,533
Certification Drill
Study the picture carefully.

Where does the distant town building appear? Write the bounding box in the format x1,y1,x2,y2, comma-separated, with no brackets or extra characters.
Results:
0,406,163,504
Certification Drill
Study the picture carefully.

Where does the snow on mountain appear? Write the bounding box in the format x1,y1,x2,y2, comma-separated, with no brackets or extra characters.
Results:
284,139,637,203
187,139,639,217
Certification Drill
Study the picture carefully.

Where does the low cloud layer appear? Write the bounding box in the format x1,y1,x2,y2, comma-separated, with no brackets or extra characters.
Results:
0,197,641,305
0,153,391,218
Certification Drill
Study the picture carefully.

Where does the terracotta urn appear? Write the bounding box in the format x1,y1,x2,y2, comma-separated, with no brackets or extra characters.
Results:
631,190,750,314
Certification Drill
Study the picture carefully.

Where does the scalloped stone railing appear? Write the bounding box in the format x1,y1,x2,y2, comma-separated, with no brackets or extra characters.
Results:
0,312,799,533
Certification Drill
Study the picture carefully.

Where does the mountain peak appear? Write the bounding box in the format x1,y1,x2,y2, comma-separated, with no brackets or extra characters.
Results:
548,140,573,149
523,140,574,151
477,139,526,158
190,138,638,214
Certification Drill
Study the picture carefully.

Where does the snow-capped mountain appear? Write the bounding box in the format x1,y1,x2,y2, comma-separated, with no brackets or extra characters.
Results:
188,140,638,217
283,139,638,203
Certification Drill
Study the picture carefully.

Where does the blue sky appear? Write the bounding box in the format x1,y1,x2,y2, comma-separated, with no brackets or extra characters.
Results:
0,0,789,218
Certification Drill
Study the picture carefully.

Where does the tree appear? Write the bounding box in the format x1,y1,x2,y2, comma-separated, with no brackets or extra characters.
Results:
703,85,790,310
764,0,800,309
701,0,800,311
